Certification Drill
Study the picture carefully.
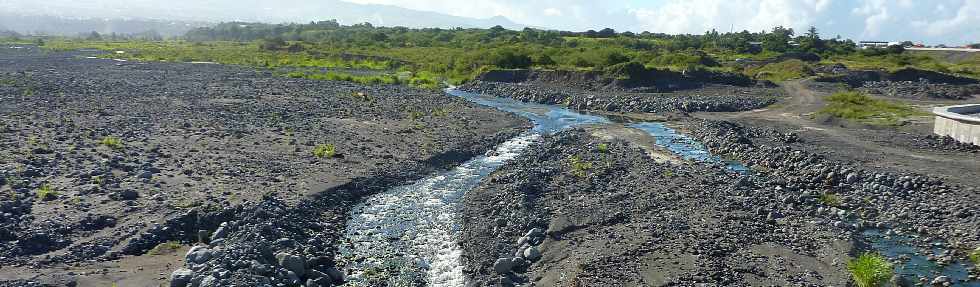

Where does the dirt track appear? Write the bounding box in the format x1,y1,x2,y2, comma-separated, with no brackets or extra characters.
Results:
696,80,980,187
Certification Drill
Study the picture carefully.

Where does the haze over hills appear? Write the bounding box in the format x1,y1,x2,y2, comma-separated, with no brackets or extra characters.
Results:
0,0,526,36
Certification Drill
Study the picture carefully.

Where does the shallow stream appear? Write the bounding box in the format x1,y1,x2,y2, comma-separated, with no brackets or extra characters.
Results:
335,89,977,286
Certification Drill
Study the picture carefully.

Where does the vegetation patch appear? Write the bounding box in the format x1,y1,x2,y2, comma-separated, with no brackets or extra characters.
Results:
847,252,893,287
312,144,337,159
969,248,980,265
596,143,610,153
100,136,124,149
818,91,927,126
148,241,182,255
743,59,814,83
568,155,593,178
36,184,58,201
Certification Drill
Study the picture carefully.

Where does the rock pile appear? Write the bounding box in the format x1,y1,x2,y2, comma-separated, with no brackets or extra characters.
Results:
460,81,779,114
860,79,980,100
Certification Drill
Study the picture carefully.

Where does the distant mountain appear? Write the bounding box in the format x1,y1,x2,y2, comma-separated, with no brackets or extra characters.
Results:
0,0,526,33
0,13,208,37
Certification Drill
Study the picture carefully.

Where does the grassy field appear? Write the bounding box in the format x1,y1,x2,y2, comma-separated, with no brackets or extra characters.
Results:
743,59,815,83
823,51,979,79
818,91,929,126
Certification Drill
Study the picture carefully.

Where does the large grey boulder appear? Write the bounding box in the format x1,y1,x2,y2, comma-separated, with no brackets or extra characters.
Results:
493,258,515,274
523,246,541,261
277,253,307,277
185,246,213,265
170,268,194,287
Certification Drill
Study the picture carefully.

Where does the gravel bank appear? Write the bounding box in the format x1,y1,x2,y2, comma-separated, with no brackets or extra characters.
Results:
459,129,857,286
0,46,528,286
459,81,780,114
688,120,980,283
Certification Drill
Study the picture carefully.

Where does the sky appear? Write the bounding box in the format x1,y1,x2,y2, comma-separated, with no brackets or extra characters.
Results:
1,0,978,45
343,0,980,45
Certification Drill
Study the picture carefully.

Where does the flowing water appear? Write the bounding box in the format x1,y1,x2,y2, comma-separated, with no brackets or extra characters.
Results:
336,89,977,286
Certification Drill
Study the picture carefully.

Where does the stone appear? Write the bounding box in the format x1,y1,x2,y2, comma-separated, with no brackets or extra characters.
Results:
170,268,193,287
846,173,860,184
199,275,218,287
211,224,228,241
527,228,544,238
285,271,300,284
109,189,139,201
889,275,912,287
277,253,307,277
523,246,542,261
493,258,515,274
931,276,950,286
185,246,212,265
324,266,345,283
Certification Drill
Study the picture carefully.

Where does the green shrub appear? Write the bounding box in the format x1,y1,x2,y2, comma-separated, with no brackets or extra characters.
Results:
847,252,893,287
100,136,124,149
596,143,609,153
969,248,980,264
569,156,593,178
818,92,927,126
312,144,336,159
36,184,58,201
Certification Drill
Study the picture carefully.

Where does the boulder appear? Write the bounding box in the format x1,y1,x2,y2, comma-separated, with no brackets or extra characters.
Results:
109,189,139,201
493,258,515,274
185,246,213,265
170,268,194,287
277,253,307,277
523,246,541,261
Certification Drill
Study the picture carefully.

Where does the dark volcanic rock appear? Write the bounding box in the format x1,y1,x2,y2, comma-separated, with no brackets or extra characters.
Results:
460,129,854,286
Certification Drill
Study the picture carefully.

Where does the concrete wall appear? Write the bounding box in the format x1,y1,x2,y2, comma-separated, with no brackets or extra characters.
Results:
933,105,980,146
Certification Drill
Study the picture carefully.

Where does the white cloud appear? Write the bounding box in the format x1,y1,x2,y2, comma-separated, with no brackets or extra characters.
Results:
910,0,980,38
543,8,563,16
629,0,829,34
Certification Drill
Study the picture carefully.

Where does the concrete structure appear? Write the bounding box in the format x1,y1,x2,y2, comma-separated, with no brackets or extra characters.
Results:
859,41,899,49
933,104,980,146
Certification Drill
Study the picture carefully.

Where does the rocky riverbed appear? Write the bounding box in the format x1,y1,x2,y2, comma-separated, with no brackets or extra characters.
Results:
460,124,979,286
0,46,528,286
459,129,855,286
458,81,780,114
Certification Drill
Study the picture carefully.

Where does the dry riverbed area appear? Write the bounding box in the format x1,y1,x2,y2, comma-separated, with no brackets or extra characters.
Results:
0,46,527,286
1,44,978,287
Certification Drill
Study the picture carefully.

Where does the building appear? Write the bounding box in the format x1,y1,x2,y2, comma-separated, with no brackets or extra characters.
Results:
858,41,900,49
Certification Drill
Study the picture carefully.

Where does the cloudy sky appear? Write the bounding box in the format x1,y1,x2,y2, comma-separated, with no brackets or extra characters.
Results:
1,0,977,44
344,0,980,45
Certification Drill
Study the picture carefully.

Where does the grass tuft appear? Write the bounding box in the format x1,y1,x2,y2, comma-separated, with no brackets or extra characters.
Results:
312,144,336,159
569,155,593,178
847,252,893,287
36,184,58,201
969,248,980,265
818,91,927,126
100,136,124,149
597,143,610,153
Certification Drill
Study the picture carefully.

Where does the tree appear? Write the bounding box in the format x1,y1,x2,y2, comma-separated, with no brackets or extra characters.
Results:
490,48,532,69
763,26,794,52
597,28,616,38
804,26,819,39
